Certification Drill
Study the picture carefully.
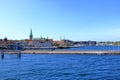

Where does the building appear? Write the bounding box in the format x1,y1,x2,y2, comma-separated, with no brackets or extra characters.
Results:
74,41,97,46
20,29,53,49
53,39,74,47
0,37,18,50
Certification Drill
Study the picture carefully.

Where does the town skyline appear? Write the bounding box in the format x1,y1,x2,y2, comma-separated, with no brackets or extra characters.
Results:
0,29,120,43
0,0,120,41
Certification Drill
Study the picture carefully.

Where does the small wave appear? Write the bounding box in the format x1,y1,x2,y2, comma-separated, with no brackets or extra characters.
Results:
4,78,20,80
63,72,73,75
78,73,90,77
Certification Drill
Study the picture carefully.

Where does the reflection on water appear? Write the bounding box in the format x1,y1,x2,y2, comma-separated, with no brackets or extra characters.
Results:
0,54,120,80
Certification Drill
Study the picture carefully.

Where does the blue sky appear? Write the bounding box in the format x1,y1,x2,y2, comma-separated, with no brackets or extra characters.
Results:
0,0,120,41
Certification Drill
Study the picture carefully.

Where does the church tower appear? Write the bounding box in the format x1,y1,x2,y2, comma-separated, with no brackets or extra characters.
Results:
29,29,33,40
29,29,33,44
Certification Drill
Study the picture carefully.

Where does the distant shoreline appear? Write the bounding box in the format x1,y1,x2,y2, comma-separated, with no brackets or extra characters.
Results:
2,50,120,54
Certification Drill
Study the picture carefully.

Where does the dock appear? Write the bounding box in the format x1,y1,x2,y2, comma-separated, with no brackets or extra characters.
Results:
2,50,119,54
1,50,120,54
0,50,21,58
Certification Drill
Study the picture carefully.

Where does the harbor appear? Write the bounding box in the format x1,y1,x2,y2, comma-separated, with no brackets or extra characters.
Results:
1,0,120,79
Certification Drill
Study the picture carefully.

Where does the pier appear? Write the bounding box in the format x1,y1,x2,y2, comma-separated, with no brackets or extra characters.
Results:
3,50,120,54
1,50,120,59
1,49,120,55
0,50,21,58
22,50,120,54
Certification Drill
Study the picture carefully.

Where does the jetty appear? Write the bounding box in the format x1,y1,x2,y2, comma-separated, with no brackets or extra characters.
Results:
0,50,21,58
22,50,120,54
2,50,120,54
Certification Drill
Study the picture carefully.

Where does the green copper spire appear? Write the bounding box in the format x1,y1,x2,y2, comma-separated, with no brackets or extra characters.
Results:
29,29,33,40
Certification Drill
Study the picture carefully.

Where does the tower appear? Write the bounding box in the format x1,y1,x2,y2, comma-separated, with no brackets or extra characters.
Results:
29,29,33,44
29,29,33,40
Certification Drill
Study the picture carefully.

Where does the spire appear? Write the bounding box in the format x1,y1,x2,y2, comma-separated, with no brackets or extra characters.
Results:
29,29,33,40
30,29,33,37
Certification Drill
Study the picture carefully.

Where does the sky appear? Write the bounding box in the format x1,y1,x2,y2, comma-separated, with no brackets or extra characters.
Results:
0,0,120,41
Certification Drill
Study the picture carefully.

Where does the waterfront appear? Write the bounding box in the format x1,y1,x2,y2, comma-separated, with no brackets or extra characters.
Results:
2,45,120,54
0,54,120,80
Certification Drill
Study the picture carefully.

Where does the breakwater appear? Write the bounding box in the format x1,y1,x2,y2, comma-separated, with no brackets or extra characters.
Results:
2,50,120,54
22,50,120,54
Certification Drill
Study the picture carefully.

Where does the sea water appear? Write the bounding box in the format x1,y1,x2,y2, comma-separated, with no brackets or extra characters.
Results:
0,54,120,80
67,45,120,51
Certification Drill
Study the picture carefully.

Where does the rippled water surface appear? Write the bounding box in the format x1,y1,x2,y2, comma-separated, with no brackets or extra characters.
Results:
0,54,120,80
67,45,120,51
